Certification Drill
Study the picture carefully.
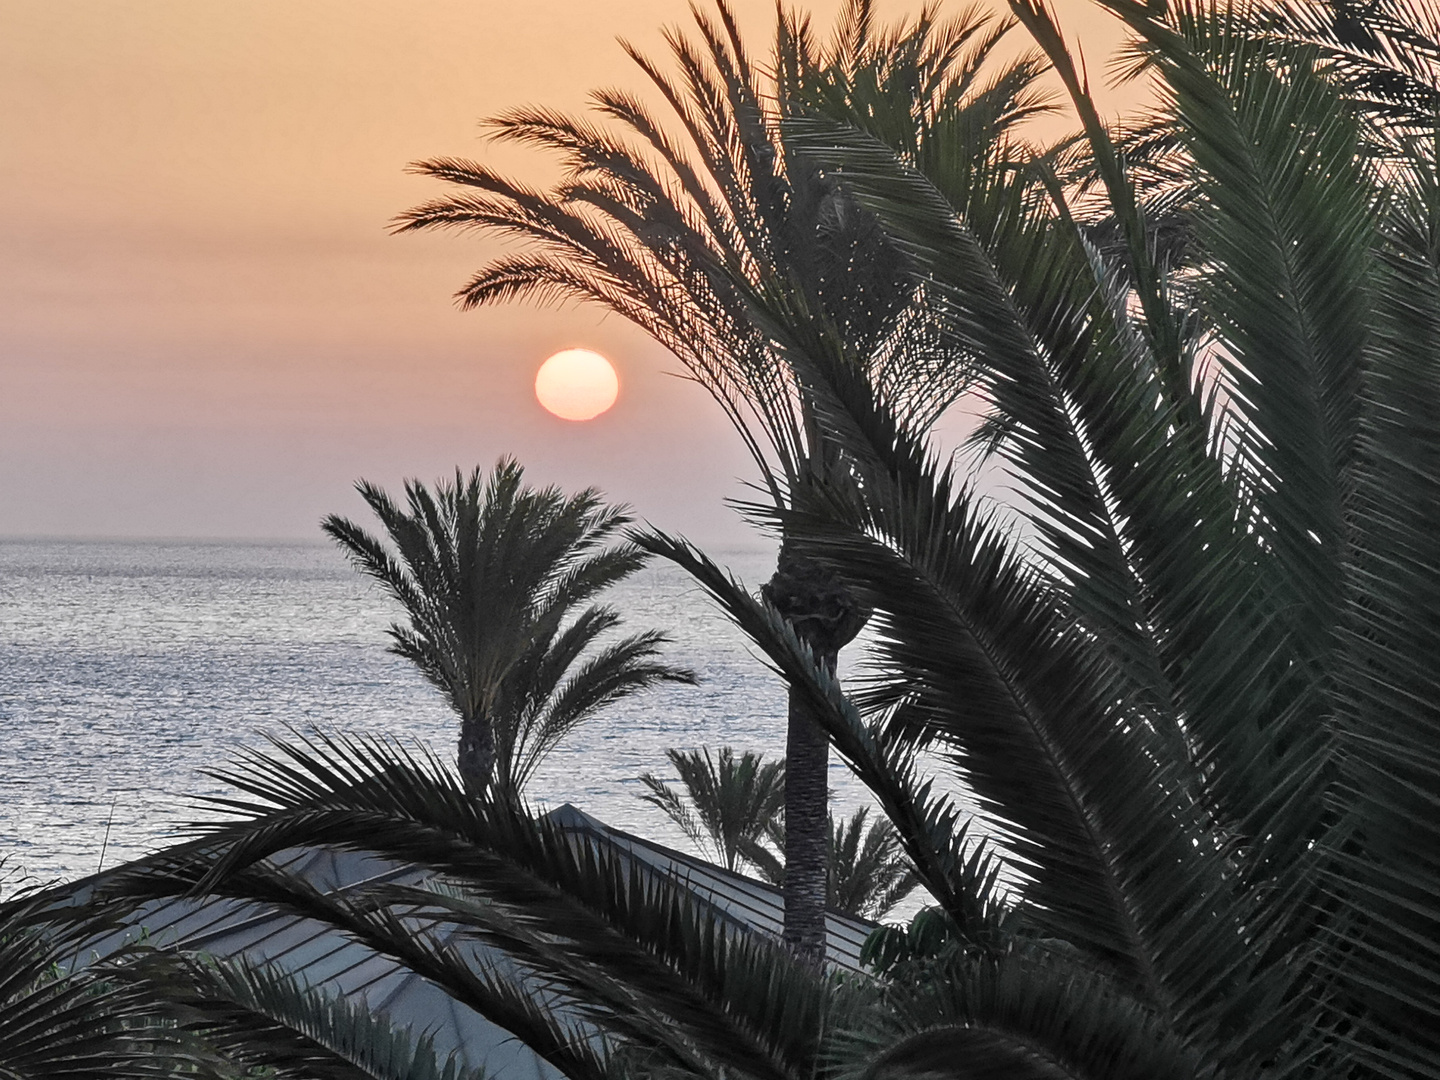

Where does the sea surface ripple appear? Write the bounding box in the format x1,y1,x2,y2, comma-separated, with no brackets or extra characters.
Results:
0,538,882,886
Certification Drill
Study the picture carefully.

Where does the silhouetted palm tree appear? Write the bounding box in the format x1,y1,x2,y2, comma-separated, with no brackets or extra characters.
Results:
395,0,1049,964
640,746,917,919
322,459,694,796
827,807,916,922
638,746,785,876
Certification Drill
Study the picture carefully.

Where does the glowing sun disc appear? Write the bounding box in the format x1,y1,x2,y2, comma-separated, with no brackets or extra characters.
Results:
535,348,619,421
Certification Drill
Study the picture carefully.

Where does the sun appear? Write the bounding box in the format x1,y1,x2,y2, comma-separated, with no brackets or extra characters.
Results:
534,349,619,421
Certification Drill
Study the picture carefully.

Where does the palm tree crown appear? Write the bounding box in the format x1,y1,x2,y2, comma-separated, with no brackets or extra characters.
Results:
639,746,785,875
393,0,1046,496
322,459,694,795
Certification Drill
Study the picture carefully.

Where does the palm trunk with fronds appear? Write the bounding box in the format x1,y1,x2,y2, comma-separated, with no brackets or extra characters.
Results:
762,542,868,963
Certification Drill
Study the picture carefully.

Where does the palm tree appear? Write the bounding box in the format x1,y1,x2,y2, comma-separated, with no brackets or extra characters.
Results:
322,459,694,796
827,808,916,923
394,0,1050,964
638,0,1440,1073
638,746,786,877
639,747,917,920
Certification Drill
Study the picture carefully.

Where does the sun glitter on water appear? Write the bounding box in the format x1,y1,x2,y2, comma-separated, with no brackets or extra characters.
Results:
534,348,619,421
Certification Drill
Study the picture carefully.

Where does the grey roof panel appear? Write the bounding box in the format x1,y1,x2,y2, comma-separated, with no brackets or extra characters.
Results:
44,804,882,1078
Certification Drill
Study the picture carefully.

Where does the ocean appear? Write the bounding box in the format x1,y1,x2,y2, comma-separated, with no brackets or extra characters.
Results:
0,537,882,886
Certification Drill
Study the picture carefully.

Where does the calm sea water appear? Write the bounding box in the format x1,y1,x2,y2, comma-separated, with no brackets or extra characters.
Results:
0,538,882,885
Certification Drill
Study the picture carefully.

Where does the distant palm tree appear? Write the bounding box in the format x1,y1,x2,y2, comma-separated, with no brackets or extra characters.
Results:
639,747,785,876
322,459,694,796
827,807,916,922
640,747,917,920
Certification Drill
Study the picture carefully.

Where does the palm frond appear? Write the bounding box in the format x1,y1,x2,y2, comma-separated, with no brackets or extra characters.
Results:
634,531,1010,954
0,896,188,1078
109,733,845,1080
150,954,482,1080
848,951,1214,1080
1313,111,1440,1070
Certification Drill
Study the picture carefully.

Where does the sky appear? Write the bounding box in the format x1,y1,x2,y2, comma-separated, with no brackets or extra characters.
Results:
0,0,1135,547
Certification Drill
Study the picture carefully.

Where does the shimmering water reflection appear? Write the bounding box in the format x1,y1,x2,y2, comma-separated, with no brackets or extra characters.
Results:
1,539,885,885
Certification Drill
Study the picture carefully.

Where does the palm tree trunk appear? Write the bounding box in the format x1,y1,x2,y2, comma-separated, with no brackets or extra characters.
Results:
458,715,496,795
782,679,832,963
763,543,868,967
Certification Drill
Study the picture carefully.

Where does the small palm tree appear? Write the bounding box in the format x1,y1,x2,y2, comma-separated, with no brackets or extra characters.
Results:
828,807,916,922
639,747,785,876
322,459,694,796
640,747,917,919
762,805,920,921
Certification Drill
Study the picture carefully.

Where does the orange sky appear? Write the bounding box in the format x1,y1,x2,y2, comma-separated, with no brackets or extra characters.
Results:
0,0,1136,544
